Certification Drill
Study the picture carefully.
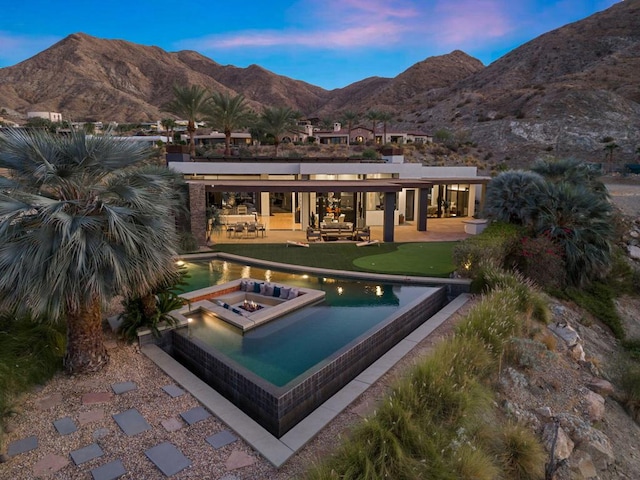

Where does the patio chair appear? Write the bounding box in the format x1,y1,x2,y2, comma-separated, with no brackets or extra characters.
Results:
246,222,258,238
306,227,322,242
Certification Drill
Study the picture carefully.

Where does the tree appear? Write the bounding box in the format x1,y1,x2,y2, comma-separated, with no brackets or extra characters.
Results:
603,142,620,173
484,170,548,228
163,84,211,156
378,111,394,145
204,92,253,156
0,129,184,373
258,106,299,156
341,110,359,149
160,118,176,144
366,110,382,144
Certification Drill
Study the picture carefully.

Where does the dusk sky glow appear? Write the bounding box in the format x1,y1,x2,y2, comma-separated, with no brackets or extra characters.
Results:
0,0,621,90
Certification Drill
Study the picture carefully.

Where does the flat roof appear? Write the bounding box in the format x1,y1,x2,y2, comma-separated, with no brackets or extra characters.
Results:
185,176,490,192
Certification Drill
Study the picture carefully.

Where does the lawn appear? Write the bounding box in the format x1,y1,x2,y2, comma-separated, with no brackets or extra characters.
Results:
211,241,456,277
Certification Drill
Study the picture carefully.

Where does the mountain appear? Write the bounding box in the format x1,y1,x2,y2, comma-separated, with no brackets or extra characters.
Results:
412,0,640,164
1,0,639,164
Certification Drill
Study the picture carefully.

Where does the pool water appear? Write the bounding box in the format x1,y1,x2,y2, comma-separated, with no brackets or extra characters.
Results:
181,259,432,386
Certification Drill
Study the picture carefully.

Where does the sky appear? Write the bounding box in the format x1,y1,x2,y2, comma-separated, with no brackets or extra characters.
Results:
0,0,622,90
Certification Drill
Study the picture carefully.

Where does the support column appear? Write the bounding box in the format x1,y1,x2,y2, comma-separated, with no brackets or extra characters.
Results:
188,183,207,247
417,187,428,232
383,193,395,243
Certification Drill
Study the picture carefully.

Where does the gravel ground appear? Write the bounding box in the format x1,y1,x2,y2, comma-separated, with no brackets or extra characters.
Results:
0,300,472,480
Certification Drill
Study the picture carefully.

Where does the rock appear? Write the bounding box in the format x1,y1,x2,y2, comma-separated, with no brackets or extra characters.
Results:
580,429,615,470
570,343,586,362
549,322,581,347
628,245,640,260
586,378,615,397
570,450,598,479
536,406,554,419
581,389,605,422
543,422,575,461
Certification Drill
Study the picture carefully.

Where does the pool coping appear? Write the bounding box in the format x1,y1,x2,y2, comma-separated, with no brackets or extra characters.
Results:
142,292,471,468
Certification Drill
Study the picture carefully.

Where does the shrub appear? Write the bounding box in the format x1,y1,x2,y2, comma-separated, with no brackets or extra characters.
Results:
452,222,523,278
617,359,640,421
490,423,546,480
564,282,624,339
178,232,199,253
484,171,548,227
0,315,65,447
514,234,567,290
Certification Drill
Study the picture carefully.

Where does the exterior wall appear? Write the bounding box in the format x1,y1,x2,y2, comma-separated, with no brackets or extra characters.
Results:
27,111,62,122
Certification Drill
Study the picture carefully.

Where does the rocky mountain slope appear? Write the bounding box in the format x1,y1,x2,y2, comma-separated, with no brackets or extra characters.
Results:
1,1,639,165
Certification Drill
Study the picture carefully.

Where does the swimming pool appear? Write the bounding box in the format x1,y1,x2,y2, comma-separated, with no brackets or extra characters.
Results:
162,258,448,436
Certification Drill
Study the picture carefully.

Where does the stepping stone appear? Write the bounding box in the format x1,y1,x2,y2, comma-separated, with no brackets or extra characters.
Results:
79,409,105,425
33,454,69,476
112,408,151,436
7,435,38,457
161,417,184,433
53,416,78,435
37,393,63,410
91,459,126,480
145,442,191,477
93,428,110,440
82,392,112,405
162,384,185,398
206,430,238,449
180,406,211,425
225,449,256,471
111,382,137,395
70,443,104,465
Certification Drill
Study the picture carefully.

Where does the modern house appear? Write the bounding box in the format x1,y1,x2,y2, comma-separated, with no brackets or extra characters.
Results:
167,149,490,246
27,111,62,122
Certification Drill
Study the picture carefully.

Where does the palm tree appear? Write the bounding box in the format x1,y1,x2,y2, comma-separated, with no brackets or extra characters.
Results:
163,84,211,156
160,118,176,144
204,92,253,156
603,142,620,174
484,170,548,228
366,110,382,145
378,111,394,145
258,106,299,156
0,129,184,373
536,182,614,286
341,110,359,150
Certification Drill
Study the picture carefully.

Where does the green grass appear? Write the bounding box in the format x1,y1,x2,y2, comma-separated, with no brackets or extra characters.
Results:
212,241,456,277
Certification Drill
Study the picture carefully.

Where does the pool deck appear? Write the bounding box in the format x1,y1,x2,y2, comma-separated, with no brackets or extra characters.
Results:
142,292,471,467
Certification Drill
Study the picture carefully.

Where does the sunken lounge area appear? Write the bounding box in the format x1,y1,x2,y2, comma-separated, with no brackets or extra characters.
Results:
173,278,326,332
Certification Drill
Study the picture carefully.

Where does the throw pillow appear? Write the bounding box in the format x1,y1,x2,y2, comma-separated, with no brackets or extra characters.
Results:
273,286,281,298
280,287,291,299
288,288,298,300
264,283,274,296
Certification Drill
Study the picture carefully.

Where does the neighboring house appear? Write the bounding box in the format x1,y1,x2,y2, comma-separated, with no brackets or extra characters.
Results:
191,133,252,148
167,150,490,246
27,111,62,122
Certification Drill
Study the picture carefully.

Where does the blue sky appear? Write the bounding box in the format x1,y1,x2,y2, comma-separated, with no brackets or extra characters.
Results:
0,0,621,90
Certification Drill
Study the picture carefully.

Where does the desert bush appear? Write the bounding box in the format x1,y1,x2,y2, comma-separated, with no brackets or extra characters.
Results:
0,315,65,447
452,222,523,278
475,266,551,324
515,234,567,290
617,359,640,421
490,423,546,480
484,170,548,227
456,289,523,356
178,231,199,253
564,282,624,339
503,337,555,370
452,443,501,480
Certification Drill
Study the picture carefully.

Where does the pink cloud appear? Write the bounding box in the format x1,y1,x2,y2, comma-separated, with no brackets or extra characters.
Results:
430,0,514,46
179,0,418,52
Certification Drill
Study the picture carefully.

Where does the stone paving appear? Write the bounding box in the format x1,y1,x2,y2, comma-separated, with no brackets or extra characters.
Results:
4,381,251,478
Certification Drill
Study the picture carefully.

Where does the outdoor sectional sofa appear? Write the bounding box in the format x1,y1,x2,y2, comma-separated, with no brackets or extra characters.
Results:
174,278,326,332
319,222,354,240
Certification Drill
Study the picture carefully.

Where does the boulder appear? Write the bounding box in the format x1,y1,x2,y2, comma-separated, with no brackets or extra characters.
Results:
570,450,598,479
543,422,574,461
586,378,615,397
581,389,606,423
628,245,640,260
549,322,581,347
